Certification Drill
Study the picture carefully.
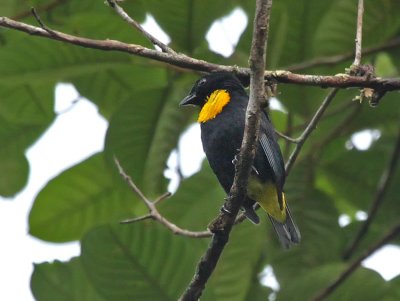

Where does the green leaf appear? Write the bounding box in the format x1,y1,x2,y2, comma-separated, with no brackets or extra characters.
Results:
160,163,224,230
0,83,54,196
278,264,388,301
0,0,26,17
73,66,169,118
244,280,272,301
80,223,204,301
31,258,105,301
314,0,400,56
0,37,130,86
141,0,237,53
203,222,266,301
0,147,29,197
237,0,334,68
105,74,194,197
317,139,391,210
384,275,400,301
29,153,135,242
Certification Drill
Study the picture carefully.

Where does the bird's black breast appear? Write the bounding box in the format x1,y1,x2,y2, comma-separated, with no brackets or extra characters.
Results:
200,96,246,193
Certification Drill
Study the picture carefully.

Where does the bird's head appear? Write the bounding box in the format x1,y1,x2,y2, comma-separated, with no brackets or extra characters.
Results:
180,72,244,108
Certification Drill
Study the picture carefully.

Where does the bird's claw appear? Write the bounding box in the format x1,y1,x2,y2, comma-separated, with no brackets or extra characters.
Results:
220,204,233,216
231,154,239,165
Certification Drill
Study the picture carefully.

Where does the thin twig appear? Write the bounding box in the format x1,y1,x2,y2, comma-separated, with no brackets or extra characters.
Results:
105,0,175,54
285,37,400,72
114,157,211,238
285,88,339,175
121,214,152,224
343,124,400,260
275,128,298,144
31,8,55,34
311,222,400,301
154,191,172,205
353,0,364,66
179,1,273,300
1,17,400,91
12,0,66,20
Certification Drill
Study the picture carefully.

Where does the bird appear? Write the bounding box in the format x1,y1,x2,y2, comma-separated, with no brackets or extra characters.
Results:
180,72,300,248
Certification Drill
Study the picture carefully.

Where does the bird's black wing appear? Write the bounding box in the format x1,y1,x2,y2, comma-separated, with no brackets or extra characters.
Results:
259,110,286,208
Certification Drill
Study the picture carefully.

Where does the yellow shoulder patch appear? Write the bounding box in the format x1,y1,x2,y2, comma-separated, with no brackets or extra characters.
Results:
198,89,231,123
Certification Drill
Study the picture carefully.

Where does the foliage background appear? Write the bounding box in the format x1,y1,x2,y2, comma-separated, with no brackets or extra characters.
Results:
1,0,400,300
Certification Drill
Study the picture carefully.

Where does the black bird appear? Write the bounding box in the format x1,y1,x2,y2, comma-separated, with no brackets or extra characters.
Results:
180,72,300,248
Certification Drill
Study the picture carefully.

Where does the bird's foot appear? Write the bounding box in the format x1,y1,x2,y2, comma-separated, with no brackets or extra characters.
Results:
220,203,233,216
231,154,239,166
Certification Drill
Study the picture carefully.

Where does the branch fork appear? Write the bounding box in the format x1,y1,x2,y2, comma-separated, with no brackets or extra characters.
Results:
114,157,211,238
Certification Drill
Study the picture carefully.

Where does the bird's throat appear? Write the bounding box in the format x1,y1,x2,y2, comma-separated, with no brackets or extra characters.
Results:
198,90,231,123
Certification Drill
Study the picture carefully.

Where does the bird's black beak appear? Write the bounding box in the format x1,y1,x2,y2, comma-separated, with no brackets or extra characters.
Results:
179,93,197,106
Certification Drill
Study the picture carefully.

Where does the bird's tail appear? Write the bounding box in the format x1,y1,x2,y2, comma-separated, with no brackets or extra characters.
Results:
268,204,301,249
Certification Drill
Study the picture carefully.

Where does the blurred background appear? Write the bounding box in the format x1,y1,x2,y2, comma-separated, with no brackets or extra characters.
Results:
1,1,400,300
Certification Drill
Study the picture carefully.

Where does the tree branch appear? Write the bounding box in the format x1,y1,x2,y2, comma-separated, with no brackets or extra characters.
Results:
1,17,400,91
114,157,211,238
353,0,364,67
179,1,273,300
342,124,400,260
105,0,175,54
285,88,339,174
311,222,400,301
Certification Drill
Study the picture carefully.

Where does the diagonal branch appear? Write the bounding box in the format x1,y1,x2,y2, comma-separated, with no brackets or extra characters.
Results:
105,0,175,54
285,88,339,174
179,1,273,300
114,157,211,238
311,222,400,301
343,124,400,260
1,17,400,91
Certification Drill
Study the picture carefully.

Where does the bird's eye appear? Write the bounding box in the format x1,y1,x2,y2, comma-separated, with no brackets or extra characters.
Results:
198,78,207,86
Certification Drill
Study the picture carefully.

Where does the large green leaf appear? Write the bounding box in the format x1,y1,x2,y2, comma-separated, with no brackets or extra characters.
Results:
0,0,21,16
0,141,29,197
0,37,130,86
140,0,237,53
384,275,400,301
317,137,392,210
244,280,272,301
203,222,266,301
31,258,105,301
81,223,204,301
160,163,224,229
29,153,135,242
104,74,195,197
0,83,54,196
314,0,400,56
277,264,388,301
73,65,169,118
